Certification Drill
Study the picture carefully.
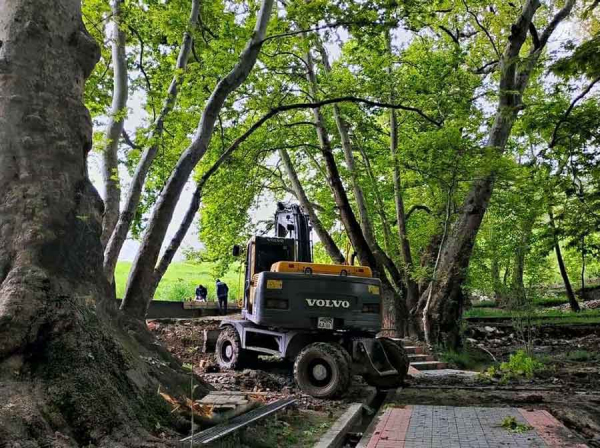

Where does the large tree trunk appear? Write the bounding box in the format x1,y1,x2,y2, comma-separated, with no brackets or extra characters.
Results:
121,0,274,320
420,0,575,348
548,208,580,312
279,148,346,264
100,0,128,247
304,49,406,336
0,2,209,444
103,0,200,280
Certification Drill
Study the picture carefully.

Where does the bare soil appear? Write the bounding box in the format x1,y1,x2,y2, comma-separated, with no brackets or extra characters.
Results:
149,317,371,445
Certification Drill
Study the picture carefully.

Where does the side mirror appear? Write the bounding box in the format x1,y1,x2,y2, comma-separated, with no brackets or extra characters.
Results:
232,245,241,257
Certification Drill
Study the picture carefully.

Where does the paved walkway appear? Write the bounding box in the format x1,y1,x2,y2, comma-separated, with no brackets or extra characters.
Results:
366,405,587,448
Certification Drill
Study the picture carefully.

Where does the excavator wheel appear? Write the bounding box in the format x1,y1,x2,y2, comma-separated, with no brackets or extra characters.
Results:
362,338,409,389
215,326,254,370
294,342,351,398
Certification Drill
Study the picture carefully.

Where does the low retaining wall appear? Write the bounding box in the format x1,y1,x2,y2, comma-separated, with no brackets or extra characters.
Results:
114,299,240,319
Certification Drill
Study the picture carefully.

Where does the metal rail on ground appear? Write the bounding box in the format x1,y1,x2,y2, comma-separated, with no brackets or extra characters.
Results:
179,397,296,446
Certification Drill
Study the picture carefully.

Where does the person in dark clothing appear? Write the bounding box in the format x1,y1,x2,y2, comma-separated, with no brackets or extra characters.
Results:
216,279,229,315
195,284,207,302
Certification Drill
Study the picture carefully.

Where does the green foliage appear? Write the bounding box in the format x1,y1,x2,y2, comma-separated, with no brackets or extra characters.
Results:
500,416,533,434
440,348,493,371
82,0,600,325
484,350,545,383
566,350,596,362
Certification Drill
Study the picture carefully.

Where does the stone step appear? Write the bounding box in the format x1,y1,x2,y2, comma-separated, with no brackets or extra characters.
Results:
408,354,434,362
410,361,447,371
403,345,424,355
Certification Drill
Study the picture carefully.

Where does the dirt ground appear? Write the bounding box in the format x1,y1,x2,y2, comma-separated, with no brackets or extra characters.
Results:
149,317,600,447
149,316,371,446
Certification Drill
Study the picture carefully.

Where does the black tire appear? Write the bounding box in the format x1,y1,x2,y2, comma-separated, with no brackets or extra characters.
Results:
333,342,353,379
362,338,409,389
293,342,351,398
216,326,249,370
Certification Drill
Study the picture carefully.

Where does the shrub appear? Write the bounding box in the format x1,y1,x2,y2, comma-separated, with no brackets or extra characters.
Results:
483,350,545,383
500,350,545,379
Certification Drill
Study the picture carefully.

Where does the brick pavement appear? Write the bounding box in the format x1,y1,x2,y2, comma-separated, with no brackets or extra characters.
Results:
366,405,587,448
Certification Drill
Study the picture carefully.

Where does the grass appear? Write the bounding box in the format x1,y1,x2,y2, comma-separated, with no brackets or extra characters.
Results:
440,347,493,371
234,410,338,447
566,350,597,362
471,300,498,308
115,261,244,302
464,307,600,324
532,294,571,307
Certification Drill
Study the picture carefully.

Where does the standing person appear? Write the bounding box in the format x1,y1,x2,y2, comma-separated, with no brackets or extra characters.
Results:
195,284,207,302
216,279,229,315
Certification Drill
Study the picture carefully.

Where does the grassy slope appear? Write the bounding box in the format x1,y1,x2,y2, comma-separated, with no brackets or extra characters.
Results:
115,261,244,302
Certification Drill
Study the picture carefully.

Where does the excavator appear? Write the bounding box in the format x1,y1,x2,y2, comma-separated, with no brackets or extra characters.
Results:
215,202,408,398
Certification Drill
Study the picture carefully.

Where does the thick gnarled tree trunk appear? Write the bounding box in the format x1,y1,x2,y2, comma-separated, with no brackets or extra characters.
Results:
0,2,209,444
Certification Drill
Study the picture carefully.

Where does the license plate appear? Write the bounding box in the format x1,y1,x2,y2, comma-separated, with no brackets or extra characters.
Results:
318,317,334,330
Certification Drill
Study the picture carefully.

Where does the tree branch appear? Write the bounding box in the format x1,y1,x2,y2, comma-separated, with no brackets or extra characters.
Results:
121,129,138,150
439,25,459,45
128,25,156,122
549,74,600,148
406,204,432,221
463,0,500,58
529,22,540,49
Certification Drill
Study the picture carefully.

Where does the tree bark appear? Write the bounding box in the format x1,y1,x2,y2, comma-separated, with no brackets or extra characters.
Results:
121,0,274,319
385,32,420,319
103,0,200,280
315,42,405,294
548,208,580,312
420,0,575,348
304,49,405,336
279,148,346,264
100,0,128,247
390,107,420,308
358,145,396,258
509,214,535,307
0,2,209,444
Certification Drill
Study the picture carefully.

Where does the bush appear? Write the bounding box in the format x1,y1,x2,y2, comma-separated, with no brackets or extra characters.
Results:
499,350,545,379
483,350,545,383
